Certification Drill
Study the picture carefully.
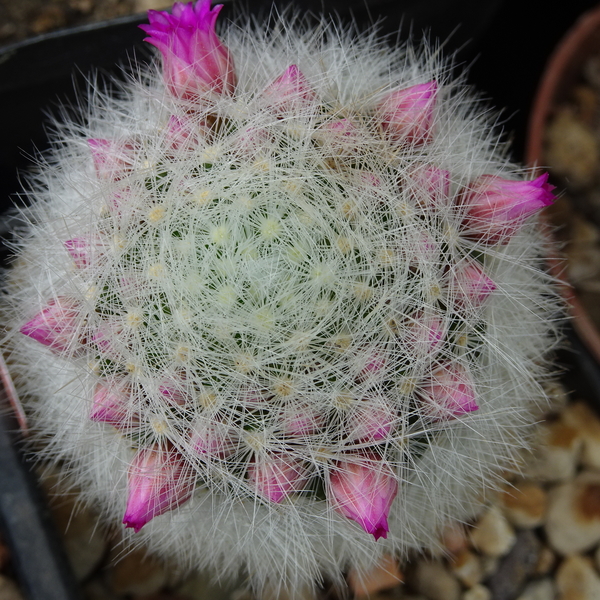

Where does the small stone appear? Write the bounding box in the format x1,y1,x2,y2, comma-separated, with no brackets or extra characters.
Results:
134,0,174,10
462,584,491,600
0,575,25,600
545,108,599,189
30,6,67,35
348,555,403,598
470,506,516,558
573,85,597,124
515,578,556,600
561,401,600,470
440,522,469,556
479,555,499,579
259,583,317,600
411,560,461,600
534,545,556,577
556,555,600,600
500,481,547,528
545,471,600,555
486,529,541,600
175,571,241,600
523,419,582,483
106,548,168,596
450,549,483,588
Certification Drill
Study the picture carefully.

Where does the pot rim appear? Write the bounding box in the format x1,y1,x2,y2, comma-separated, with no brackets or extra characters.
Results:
526,4,600,365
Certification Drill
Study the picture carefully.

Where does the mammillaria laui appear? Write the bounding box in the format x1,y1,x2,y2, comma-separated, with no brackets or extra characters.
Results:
2,0,562,596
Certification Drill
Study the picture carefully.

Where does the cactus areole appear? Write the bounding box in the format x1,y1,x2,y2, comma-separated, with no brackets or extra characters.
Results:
3,0,561,595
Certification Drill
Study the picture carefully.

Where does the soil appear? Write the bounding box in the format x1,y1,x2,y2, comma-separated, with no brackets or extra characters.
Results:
0,0,171,46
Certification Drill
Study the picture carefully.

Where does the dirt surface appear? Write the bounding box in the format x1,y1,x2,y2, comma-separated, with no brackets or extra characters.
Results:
0,0,172,46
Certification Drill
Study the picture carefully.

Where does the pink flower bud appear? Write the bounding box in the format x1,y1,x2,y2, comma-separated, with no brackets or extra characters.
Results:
353,347,388,383
406,163,451,207
64,236,106,269
419,363,479,419
190,415,239,458
377,81,437,145
403,311,446,358
20,297,82,354
404,228,439,267
90,380,139,429
88,139,136,181
450,260,496,307
280,403,324,437
92,319,126,359
461,173,556,245
239,386,269,409
123,445,196,533
315,118,360,154
158,373,188,406
231,125,272,158
262,65,316,113
140,0,236,99
248,453,310,503
348,396,396,442
164,115,203,152
329,456,397,540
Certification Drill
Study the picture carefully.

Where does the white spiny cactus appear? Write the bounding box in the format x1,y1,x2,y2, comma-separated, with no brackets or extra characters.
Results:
2,1,562,596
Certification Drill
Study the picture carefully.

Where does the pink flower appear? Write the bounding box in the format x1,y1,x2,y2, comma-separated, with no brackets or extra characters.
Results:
329,456,397,540
90,380,139,429
377,81,437,145
88,139,136,181
419,363,479,419
190,415,239,458
461,173,555,245
139,0,236,99
262,65,316,113
20,297,82,354
348,396,396,442
123,445,196,533
450,260,496,307
248,453,309,503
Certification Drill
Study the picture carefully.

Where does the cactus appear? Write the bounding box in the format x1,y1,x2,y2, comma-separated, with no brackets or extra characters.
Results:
2,0,562,596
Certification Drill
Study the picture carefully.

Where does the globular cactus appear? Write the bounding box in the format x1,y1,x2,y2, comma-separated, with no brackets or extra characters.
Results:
2,0,562,596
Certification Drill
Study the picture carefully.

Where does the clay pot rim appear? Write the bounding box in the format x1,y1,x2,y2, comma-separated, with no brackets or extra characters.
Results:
526,5,600,365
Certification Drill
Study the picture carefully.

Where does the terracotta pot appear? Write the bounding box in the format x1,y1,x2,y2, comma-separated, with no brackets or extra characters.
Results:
526,5,600,365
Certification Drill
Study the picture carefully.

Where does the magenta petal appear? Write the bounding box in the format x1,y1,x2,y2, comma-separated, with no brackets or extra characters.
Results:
248,453,309,503
88,138,136,181
90,381,139,429
419,363,479,419
378,81,438,145
123,445,195,532
140,0,236,99
262,64,316,113
329,457,397,540
190,416,239,458
20,297,81,354
451,260,496,307
462,173,556,245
